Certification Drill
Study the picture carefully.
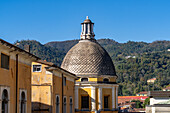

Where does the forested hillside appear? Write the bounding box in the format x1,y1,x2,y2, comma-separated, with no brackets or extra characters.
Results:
14,39,170,96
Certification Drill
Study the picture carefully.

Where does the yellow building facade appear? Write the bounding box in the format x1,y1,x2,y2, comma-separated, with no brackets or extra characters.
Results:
32,60,77,113
74,77,118,113
0,39,38,113
61,17,119,113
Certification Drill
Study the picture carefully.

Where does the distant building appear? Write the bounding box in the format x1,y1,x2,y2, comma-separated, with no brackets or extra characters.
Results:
129,108,145,112
163,86,170,91
118,96,148,104
118,96,147,112
31,60,77,113
147,78,156,84
146,91,170,113
0,39,39,113
125,56,136,59
119,102,136,112
136,91,148,96
125,56,131,59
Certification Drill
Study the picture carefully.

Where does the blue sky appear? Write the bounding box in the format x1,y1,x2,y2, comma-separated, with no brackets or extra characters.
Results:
0,0,170,44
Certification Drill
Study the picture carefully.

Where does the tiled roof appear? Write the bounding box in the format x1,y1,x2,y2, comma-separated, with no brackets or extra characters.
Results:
148,78,156,81
163,86,170,90
137,91,148,94
0,39,39,59
61,40,116,76
148,91,170,97
118,96,148,104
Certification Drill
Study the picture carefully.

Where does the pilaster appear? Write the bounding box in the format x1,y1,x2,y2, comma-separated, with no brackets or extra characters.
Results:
112,87,115,110
91,87,96,111
75,87,79,110
98,87,102,110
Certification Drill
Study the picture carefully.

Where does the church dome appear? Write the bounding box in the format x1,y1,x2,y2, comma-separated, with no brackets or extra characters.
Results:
61,40,116,76
61,16,116,77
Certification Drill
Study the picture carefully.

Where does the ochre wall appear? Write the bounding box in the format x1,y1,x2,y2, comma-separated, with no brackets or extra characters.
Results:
32,62,75,113
32,62,53,112
53,73,75,113
18,61,32,113
0,51,32,113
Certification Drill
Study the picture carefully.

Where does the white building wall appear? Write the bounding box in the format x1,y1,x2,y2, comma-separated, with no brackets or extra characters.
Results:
150,98,170,105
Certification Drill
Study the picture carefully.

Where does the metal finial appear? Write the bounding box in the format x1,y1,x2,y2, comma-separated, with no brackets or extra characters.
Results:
86,16,89,19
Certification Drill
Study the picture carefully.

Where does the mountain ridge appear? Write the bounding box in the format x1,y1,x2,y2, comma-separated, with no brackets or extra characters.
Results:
15,38,170,96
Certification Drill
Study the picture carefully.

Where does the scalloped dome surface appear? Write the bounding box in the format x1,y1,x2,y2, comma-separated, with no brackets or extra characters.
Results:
61,40,116,76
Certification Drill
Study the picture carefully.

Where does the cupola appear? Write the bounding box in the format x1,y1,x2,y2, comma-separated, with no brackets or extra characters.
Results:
80,16,95,40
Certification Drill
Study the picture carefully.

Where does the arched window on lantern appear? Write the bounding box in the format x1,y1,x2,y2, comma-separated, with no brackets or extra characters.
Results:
103,78,109,83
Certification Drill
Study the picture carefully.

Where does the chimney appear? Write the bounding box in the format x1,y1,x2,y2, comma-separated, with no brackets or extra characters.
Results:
24,45,30,53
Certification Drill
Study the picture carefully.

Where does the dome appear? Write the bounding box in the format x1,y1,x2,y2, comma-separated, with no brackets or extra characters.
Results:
83,19,92,23
81,16,93,24
61,40,116,76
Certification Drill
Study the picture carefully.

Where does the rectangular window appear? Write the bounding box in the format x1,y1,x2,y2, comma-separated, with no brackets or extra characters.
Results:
56,95,60,113
63,77,66,86
104,96,109,109
33,65,41,72
81,96,89,109
70,97,73,113
63,96,66,113
1,53,9,70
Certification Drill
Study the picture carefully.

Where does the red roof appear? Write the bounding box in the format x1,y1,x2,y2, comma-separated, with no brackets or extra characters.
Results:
148,78,156,81
118,96,148,99
137,91,148,94
163,86,170,90
118,96,148,104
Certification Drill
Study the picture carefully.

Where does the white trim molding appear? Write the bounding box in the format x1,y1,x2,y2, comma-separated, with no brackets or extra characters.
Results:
98,87,102,110
91,87,96,111
19,89,27,113
75,87,79,109
0,86,10,113
55,95,60,113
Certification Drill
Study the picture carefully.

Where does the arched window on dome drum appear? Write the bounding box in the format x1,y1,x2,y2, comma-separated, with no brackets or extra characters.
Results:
103,78,109,83
21,91,26,113
81,78,88,82
2,89,8,113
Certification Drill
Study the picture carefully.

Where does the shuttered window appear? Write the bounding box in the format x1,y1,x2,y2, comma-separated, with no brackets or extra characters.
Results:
56,95,60,113
70,97,73,113
33,65,41,72
63,97,66,113
104,96,109,109
81,96,89,109
63,77,66,86
1,53,9,70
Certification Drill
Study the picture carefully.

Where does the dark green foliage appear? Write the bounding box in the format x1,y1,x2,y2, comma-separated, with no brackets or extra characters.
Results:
116,51,170,95
15,40,66,66
14,39,170,95
131,100,142,108
143,98,150,108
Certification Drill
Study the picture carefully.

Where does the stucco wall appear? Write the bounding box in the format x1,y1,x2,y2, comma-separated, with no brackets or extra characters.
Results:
0,49,32,113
